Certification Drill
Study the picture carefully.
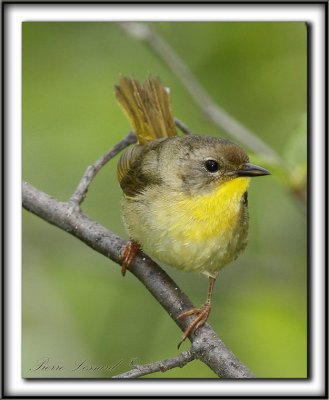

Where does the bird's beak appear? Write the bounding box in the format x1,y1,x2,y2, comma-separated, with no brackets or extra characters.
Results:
236,163,271,177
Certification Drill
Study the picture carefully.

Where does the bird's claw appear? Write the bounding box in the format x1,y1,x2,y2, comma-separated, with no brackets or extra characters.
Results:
177,302,211,348
119,240,140,276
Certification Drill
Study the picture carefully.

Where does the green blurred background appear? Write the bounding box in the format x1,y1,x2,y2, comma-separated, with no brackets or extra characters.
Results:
23,22,307,378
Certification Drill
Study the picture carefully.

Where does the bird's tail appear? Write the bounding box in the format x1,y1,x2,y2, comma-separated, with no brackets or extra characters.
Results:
115,75,177,144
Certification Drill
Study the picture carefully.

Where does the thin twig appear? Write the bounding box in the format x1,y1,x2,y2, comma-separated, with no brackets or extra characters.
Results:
175,117,192,135
22,181,254,379
69,132,136,209
112,350,195,378
69,120,190,210
118,22,282,166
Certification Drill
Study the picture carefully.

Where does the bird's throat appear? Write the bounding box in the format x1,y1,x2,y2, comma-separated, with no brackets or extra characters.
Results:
178,177,250,241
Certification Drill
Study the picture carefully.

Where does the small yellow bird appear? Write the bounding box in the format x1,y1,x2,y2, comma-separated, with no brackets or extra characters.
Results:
115,75,270,346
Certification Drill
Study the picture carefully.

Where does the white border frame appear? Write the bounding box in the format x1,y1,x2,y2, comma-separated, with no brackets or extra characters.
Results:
5,3,326,398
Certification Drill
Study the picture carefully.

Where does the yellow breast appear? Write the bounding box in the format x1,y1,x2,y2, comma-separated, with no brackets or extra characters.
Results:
170,177,250,241
123,177,250,274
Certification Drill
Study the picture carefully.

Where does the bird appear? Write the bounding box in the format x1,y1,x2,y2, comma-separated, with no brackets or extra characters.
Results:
114,75,270,347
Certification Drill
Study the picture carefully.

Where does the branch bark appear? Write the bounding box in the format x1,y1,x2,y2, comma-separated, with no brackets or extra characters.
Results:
23,181,255,379
69,132,137,209
112,350,195,379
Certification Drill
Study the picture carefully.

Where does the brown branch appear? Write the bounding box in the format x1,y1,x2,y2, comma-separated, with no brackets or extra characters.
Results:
112,350,195,379
69,132,137,209
118,22,282,166
22,181,255,379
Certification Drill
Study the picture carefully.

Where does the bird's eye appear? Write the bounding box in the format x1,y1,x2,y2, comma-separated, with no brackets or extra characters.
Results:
205,159,219,173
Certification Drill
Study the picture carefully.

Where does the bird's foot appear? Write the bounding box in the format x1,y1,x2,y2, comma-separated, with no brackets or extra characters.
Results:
119,240,140,276
176,302,211,348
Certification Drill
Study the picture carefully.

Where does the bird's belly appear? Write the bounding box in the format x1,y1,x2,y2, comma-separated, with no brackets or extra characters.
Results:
122,177,249,274
157,227,246,274
149,205,248,274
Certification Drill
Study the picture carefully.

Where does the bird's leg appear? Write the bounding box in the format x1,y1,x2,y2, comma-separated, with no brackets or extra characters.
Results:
119,240,140,276
177,275,217,348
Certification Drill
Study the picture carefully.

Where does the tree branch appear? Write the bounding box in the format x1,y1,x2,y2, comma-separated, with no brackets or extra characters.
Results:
118,22,282,166
22,181,254,379
69,132,137,209
175,117,192,135
69,119,190,211
112,350,195,379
